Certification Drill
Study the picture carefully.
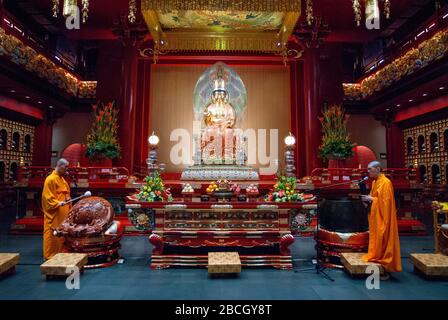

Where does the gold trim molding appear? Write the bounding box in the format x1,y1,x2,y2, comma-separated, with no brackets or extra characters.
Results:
142,0,301,11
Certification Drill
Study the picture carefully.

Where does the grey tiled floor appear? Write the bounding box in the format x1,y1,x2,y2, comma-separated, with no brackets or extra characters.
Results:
1,233,447,300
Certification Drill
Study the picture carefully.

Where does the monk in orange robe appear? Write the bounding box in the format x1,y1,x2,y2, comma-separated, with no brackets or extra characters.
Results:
361,161,402,279
41,158,71,260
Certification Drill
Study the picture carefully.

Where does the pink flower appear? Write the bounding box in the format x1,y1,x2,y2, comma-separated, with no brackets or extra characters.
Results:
278,190,285,197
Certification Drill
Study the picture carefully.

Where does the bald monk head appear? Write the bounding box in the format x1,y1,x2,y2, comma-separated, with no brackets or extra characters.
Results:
367,160,382,179
55,158,69,176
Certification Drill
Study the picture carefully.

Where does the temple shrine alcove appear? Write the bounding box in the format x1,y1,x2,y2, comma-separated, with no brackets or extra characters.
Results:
11,132,20,151
406,137,414,155
430,132,439,153
444,129,448,151
0,129,7,150
181,62,259,181
0,161,5,182
419,165,427,183
9,162,17,181
432,164,441,184
417,135,425,154
24,134,31,153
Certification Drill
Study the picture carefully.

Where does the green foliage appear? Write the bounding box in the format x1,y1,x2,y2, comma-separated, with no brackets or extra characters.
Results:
137,171,173,202
86,101,121,160
265,174,304,202
318,105,354,160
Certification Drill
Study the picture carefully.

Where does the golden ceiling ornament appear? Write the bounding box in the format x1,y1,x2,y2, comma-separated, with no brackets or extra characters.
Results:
128,0,137,23
63,0,77,18
384,0,391,19
52,0,60,18
306,0,314,26
352,0,361,27
275,48,303,66
141,0,301,11
139,47,168,64
82,0,89,23
141,1,301,53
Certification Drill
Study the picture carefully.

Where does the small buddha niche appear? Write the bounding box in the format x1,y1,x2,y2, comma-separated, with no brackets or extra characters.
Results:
429,132,438,152
0,129,7,150
0,161,5,182
431,164,441,184
10,162,18,181
417,135,425,154
406,137,414,155
24,134,31,153
444,129,448,151
419,165,427,183
12,132,20,151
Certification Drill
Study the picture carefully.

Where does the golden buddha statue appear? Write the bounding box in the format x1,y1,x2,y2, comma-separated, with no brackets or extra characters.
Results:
203,78,236,130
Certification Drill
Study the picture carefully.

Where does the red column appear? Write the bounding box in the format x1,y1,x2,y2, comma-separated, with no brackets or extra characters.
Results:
302,49,321,174
386,123,405,168
289,60,306,177
32,119,53,166
96,41,139,172
133,59,151,170
117,45,138,171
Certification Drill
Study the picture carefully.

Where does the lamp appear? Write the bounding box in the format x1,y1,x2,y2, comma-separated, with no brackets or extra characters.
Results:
148,132,160,147
146,132,160,175
284,132,296,177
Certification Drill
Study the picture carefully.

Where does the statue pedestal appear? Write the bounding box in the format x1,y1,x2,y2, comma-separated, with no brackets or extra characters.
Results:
181,165,259,181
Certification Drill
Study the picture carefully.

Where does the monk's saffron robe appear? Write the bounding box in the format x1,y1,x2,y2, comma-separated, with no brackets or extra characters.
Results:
41,170,71,260
362,173,402,272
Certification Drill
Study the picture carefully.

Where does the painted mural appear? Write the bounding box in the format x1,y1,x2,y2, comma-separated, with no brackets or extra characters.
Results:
157,10,285,31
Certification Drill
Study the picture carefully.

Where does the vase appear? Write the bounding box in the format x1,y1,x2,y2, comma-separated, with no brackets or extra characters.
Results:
327,154,346,169
89,158,113,167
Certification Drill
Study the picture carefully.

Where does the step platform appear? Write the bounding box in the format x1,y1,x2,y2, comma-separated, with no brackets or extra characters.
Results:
410,253,448,279
208,252,241,277
340,252,385,277
0,253,20,279
40,253,88,280
151,254,292,269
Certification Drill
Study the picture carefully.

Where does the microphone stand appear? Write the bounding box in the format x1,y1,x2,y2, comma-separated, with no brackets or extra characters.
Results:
296,177,368,282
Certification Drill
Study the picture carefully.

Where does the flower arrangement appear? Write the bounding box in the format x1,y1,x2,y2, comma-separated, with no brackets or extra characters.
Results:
318,105,354,160
344,28,448,100
265,175,304,202
230,183,241,194
138,171,173,202
86,102,121,160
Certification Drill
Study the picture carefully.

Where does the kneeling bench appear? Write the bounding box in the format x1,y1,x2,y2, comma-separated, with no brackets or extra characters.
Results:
340,252,385,277
0,253,20,279
40,253,88,280
410,253,448,278
208,252,241,276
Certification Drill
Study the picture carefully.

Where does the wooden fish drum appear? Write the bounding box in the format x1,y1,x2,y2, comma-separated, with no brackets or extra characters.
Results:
316,198,369,268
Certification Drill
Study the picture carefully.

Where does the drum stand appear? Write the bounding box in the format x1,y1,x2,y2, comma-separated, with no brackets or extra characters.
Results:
298,190,335,281
295,178,368,282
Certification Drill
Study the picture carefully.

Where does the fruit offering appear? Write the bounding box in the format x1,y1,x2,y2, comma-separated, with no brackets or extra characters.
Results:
181,183,194,194
246,184,259,195
216,179,231,190
206,181,219,193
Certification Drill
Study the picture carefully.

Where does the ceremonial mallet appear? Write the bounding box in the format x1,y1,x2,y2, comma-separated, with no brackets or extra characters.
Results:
62,190,91,206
